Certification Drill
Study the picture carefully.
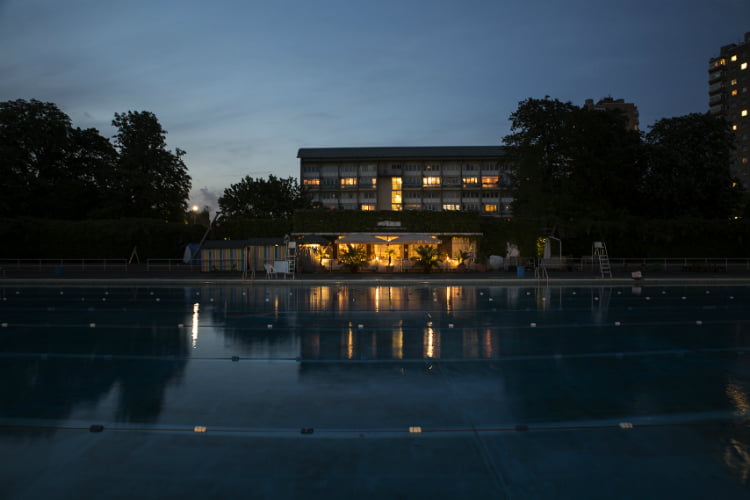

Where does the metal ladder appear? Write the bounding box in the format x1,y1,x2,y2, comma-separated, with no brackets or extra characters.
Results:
534,264,549,287
286,240,296,279
593,242,612,278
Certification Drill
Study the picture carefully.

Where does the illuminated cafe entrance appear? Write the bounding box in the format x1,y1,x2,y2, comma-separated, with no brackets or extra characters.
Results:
293,232,481,273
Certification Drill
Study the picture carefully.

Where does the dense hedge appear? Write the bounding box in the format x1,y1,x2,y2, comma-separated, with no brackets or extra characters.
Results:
3,213,749,259
554,217,750,258
456,216,750,259
292,209,481,234
0,217,205,259
213,217,293,240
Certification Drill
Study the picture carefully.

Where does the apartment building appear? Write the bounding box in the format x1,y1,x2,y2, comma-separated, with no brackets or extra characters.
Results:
709,32,750,187
298,146,513,215
584,97,639,131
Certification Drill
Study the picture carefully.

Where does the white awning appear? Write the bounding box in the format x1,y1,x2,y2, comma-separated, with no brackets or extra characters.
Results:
336,234,390,244
387,234,442,245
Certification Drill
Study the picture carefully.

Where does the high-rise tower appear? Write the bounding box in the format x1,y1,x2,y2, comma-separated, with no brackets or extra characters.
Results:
709,32,750,187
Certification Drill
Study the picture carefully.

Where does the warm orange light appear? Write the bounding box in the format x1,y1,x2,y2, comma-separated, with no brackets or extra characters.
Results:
422,176,441,187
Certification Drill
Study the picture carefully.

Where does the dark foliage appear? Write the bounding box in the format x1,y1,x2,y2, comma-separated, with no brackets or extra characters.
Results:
218,175,310,219
504,98,739,222
0,100,191,222
0,217,204,259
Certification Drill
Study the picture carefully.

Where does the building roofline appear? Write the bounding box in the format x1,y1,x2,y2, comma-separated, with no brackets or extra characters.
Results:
297,146,507,161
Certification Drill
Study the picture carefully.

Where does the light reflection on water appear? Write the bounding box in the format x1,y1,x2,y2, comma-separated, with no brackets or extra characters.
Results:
3,284,750,362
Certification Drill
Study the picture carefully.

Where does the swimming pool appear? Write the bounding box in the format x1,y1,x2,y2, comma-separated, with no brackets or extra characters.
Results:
1,283,749,498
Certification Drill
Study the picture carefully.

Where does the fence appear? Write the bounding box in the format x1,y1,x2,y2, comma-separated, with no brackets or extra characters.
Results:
0,259,128,273
537,257,750,273
2,257,750,276
145,259,202,272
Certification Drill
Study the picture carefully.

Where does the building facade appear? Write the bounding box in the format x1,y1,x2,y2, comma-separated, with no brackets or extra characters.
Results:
583,97,639,131
298,146,513,215
709,32,750,187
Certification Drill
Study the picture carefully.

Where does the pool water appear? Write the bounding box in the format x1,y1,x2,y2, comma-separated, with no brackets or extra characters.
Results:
1,284,750,498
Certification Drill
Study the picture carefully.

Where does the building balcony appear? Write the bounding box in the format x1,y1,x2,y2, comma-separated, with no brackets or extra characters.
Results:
709,82,724,94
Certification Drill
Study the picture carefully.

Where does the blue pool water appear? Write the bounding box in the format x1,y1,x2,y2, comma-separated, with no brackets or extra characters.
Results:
1,284,750,498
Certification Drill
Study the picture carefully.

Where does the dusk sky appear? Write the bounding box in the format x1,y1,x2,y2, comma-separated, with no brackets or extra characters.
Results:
2,0,749,211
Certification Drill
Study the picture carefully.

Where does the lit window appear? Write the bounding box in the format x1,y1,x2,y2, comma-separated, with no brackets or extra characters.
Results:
423,176,441,187
462,176,479,186
734,124,739,131
732,55,738,62
303,178,320,186
442,203,460,211
340,177,357,187
721,58,727,65
743,158,749,164
483,204,498,213
481,175,499,188
742,62,748,70
360,204,375,211
742,110,749,117
732,89,739,96
731,79,738,85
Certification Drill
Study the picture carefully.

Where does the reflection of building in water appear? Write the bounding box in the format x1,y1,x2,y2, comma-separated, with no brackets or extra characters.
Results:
199,284,506,361
461,329,498,359
207,285,303,358
724,378,750,483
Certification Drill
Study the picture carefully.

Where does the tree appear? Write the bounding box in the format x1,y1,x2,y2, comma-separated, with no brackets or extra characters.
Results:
503,97,644,225
411,245,443,272
504,97,578,224
62,127,118,218
642,113,740,219
0,99,73,217
218,174,311,219
111,111,191,222
339,244,369,272
0,99,120,219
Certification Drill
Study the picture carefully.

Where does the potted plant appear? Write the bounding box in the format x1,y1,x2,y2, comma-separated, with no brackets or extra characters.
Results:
384,247,397,272
339,244,369,273
311,244,331,271
411,245,443,273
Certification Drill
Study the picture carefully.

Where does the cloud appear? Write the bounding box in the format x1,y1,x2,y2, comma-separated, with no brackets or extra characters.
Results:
190,187,221,216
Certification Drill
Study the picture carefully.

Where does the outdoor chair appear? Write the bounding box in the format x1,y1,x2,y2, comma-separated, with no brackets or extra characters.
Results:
264,263,277,279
